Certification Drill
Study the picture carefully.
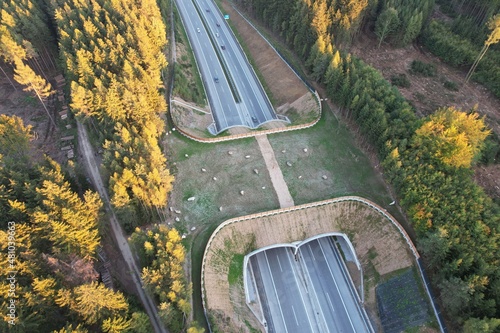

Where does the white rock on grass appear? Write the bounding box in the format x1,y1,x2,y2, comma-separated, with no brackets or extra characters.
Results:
228,151,233,155
245,155,250,159
286,161,292,167
190,227,196,231
187,197,196,201
185,154,188,158
322,175,328,180
303,148,308,152
201,168,206,172
254,169,259,174
240,190,245,196
175,217,180,222
174,210,181,214
213,177,217,181
219,206,223,211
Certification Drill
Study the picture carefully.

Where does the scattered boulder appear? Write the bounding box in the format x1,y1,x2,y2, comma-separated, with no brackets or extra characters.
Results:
181,234,187,239
286,161,292,167
245,155,250,159
253,169,259,174
175,217,180,222
201,168,206,172
219,206,223,211
240,190,245,196
213,177,217,181
303,148,308,152
184,154,189,158
298,175,302,179
262,186,266,190
169,207,173,212
174,210,181,214
190,226,196,231
228,151,233,155
322,175,328,180
187,197,196,202
282,150,286,153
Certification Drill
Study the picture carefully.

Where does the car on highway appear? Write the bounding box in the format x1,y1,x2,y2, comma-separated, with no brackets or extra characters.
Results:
197,28,200,33
216,23,220,27
216,32,220,37
221,45,226,50
214,76,219,83
206,8,210,12
252,116,258,124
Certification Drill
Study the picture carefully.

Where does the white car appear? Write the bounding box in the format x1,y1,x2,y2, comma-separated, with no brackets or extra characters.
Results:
216,32,220,37
197,28,200,33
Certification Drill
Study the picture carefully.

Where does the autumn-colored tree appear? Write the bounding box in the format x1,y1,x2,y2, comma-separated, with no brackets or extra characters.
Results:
0,114,32,163
68,282,128,325
466,14,500,82
414,107,490,168
13,58,56,126
130,225,190,332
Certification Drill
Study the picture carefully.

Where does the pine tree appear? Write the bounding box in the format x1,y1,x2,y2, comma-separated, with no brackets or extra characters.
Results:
375,7,400,48
13,58,56,126
71,282,128,325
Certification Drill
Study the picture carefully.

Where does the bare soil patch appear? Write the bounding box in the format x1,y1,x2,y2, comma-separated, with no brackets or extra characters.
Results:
203,199,424,332
350,32,500,200
220,1,308,108
351,33,500,133
0,72,65,165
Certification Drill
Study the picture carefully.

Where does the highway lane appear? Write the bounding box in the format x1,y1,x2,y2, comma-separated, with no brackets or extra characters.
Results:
175,0,240,130
300,238,371,333
198,0,277,125
174,0,280,133
253,248,315,333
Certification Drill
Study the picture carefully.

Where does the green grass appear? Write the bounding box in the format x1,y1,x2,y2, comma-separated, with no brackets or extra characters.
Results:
228,253,245,285
172,4,207,105
190,224,218,332
267,104,397,211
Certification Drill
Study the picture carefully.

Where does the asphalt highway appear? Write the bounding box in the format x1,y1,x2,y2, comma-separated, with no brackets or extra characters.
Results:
252,248,316,333
250,237,373,333
174,0,279,133
299,238,372,332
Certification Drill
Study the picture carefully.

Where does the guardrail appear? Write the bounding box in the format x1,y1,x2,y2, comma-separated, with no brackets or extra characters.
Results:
171,88,322,142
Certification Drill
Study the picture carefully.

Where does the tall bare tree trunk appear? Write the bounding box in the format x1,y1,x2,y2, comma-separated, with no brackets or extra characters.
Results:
0,65,17,91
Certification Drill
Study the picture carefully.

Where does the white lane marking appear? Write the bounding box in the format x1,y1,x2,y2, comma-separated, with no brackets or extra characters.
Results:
292,305,299,326
301,246,331,333
264,251,289,333
317,239,356,332
326,292,335,312
286,248,314,332
308,243,316,261
277,255,283,272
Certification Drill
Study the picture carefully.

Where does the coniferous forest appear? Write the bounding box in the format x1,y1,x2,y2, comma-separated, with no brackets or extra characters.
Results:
237,0,500,330
1,0,500,332
0,0,189,331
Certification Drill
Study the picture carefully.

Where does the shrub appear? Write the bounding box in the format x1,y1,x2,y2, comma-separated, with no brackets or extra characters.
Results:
409,60,437,77
391,73,411,88
443,80,459,91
